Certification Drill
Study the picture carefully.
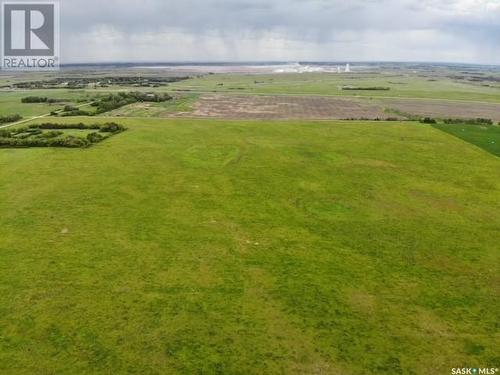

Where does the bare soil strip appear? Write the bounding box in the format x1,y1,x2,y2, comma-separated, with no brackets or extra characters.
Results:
380,98,500,121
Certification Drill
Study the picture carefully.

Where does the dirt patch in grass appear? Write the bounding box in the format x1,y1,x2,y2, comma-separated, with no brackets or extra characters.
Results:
348,290,376,313
381,98,500,121
180,94,394,120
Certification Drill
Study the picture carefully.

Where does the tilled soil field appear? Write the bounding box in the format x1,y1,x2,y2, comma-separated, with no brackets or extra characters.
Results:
182,94,393,120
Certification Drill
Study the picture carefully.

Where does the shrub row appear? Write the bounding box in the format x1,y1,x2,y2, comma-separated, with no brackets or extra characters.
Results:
61,110,91,117
0,122,126,148
28,122,125,133
419,117,496,125
98,123,125,133
29,123,99,130
342,86,391,91
0,136,90,148
128,92,173,102
342,117,400,121
21,96,66,103
0,114,22,124
419,117,437,124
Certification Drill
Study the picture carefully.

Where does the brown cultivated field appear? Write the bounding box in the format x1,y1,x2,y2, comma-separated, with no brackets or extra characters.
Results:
381,98,500,121
184,94,393,120
104,93,500,121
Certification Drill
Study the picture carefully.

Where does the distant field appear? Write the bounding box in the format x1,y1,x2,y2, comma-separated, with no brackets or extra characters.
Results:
98,91,500,122
169,73,500,102
2,71,500,123
0,118,498,374
379,98,500,122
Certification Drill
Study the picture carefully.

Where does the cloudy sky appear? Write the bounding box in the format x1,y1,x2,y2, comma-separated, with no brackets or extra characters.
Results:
61,0,500,65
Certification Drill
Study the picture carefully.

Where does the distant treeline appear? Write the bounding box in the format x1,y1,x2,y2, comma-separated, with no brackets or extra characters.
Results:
342,86,391,91
21,96,67,103
447,74,500,83
443,118,494,125
419,117,498,125
0,122,126,148
0,114,22,124
13,76,190,89
342,117,400,121
419,117,437,124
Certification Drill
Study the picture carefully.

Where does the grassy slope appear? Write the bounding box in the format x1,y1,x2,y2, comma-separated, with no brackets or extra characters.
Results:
169,73,500,102
0,118,498,374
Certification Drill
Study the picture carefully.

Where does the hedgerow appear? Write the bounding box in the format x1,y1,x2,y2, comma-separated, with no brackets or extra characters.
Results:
0,122,126,148
0,114,22,124
443,118,493,125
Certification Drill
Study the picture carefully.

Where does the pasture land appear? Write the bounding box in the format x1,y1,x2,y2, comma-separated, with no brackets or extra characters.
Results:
0,117,498,374
0,66,499,374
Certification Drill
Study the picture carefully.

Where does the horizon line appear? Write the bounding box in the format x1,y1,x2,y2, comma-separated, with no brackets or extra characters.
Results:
58,60,500,68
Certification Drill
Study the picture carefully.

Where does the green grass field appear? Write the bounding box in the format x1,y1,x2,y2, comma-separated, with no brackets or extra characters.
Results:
0,117,498,374
433,123,500,157
0,90,94,118
105,94,199,117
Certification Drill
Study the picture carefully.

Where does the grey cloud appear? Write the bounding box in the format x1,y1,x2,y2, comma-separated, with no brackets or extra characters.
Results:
59,0,500,64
